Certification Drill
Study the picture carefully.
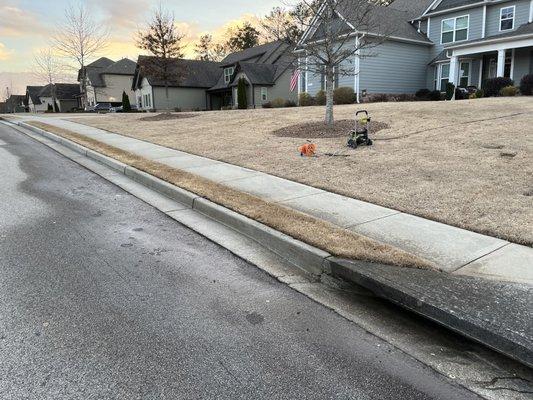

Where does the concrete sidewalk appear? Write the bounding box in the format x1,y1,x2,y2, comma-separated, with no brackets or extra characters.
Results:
17,115,533,284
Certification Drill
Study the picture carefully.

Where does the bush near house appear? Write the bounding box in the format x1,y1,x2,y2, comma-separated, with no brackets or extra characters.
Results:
262,102,272,108
333,87,356,104
315,90,326,105
271,98,286,108
445,82,455,100
519,74,533,95
500,85,519,97
429,90,443,101
285,100,297,107
482,77,514,97
299,92,314,106
122,91,132,112
415,89,431,100
237,78,247,109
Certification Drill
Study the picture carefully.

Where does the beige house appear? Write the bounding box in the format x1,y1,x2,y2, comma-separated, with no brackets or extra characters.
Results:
78,57,136,109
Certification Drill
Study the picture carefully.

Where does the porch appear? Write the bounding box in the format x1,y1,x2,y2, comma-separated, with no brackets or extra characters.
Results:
445,26,533,90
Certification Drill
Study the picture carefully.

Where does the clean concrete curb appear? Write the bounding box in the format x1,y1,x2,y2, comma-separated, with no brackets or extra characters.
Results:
14,120,531,368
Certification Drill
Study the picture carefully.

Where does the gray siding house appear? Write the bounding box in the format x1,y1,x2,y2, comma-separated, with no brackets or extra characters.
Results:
299,0,533,98
131,41,298,111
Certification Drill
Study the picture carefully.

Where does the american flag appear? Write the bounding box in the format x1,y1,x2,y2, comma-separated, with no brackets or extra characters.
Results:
290,69,300,92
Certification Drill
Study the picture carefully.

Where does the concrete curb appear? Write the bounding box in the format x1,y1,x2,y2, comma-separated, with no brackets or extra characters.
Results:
14,120,530,368
329,258,533,368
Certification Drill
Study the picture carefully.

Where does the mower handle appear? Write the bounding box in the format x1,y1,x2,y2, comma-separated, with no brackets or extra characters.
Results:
356,110,369,116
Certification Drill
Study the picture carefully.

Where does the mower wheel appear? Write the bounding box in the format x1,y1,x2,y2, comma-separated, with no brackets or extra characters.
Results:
367,139,373,146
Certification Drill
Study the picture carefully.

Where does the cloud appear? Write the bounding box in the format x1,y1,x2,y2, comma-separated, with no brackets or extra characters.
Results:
0,43,14,61
94,0,151,31
0,4,47,36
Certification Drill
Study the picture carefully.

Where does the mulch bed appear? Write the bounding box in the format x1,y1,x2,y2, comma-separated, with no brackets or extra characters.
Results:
139,113,197,122
272,119,389,138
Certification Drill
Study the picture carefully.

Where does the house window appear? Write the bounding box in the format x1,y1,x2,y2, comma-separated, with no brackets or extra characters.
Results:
224,67,234,84
441,16,469,44
261,87,268,101
440,63,450,92
459,61,470,87
500,6,515,31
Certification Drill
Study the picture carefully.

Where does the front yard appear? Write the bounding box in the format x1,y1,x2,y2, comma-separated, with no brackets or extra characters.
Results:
70,98,533,245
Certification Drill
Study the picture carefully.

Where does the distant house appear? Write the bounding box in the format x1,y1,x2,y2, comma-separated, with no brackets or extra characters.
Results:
26,86,46,112
5,95,26,113
78,57,137,109
132,56,221,111
131,40,298,111
208,41,297,109
0,102,6,114
24,83,81,113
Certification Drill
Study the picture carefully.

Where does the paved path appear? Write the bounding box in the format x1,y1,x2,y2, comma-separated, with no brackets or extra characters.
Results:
0,119,485,399
17,116,532,284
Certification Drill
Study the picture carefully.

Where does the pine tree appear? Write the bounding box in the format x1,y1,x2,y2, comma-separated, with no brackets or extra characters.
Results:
122,91,131,112
195,34,213,61
237,78,247,109
227,23,260,52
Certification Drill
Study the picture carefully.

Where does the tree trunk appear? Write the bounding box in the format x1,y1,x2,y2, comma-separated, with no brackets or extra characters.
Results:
325,66,334,127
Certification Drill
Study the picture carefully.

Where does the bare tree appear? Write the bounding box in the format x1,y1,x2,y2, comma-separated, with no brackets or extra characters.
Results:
260,7,293,42
136,4,185,111
52,1,109,105
289,0,392,126
211,43,228,62
32,49,64,109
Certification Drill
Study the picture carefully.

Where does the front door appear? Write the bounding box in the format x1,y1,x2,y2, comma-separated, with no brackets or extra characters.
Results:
483,54,498,80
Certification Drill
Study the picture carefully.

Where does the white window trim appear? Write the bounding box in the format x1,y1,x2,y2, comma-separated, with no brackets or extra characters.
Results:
261,87,268,101
224,67,235,84
499,5,515,32
440,15,469,45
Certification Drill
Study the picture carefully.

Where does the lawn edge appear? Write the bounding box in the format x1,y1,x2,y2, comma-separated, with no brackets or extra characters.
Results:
20,120,432,271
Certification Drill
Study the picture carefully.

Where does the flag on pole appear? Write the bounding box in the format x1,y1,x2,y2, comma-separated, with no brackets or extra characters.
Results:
290,69,300,92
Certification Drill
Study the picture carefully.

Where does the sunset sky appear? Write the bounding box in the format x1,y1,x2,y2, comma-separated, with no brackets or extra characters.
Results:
0,0,283,97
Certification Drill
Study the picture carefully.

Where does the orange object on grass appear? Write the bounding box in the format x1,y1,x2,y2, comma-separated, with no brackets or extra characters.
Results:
298,143,317,157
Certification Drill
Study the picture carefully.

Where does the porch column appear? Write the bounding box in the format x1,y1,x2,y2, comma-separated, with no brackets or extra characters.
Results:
497,49,506,77
449,56,459,86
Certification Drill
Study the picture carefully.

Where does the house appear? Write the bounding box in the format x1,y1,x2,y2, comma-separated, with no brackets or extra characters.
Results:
26,83,81,112
5,95,26,113
132,56,221,111
207,40,298,109
25,85,46,112
0,102,6,114
131,40,298,111
298,0,533,98
78,57,137,109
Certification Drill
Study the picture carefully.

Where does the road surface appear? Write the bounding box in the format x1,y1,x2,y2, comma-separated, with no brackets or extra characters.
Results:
0,122,481,399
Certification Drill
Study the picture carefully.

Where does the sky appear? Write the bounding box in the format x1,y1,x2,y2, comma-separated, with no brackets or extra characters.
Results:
0,0,283,98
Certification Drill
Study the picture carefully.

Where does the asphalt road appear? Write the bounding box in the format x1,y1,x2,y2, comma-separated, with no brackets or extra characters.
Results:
0,123,481,400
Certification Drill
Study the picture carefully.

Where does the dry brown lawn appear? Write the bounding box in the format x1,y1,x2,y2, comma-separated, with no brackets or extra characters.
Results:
27,121,431,269
69,98,533,245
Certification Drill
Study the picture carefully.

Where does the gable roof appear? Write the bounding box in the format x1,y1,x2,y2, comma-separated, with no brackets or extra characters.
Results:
86,57,115,69
231,63,279,87
432,0,481,13
389,0,434,20
38,83,81,100
26,86,44,105
102,58,137,75
134,56,222,89
307,1,432,44
221,41,286,66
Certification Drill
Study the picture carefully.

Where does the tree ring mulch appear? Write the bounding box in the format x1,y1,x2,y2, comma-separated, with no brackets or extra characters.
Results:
272,119,389,138
139,113,197,122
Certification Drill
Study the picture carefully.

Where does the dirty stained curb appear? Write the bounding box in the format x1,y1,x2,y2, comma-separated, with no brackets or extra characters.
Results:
13,120,532,369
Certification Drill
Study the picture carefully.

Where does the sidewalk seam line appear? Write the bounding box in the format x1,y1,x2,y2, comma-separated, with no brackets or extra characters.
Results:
451,243,511,273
